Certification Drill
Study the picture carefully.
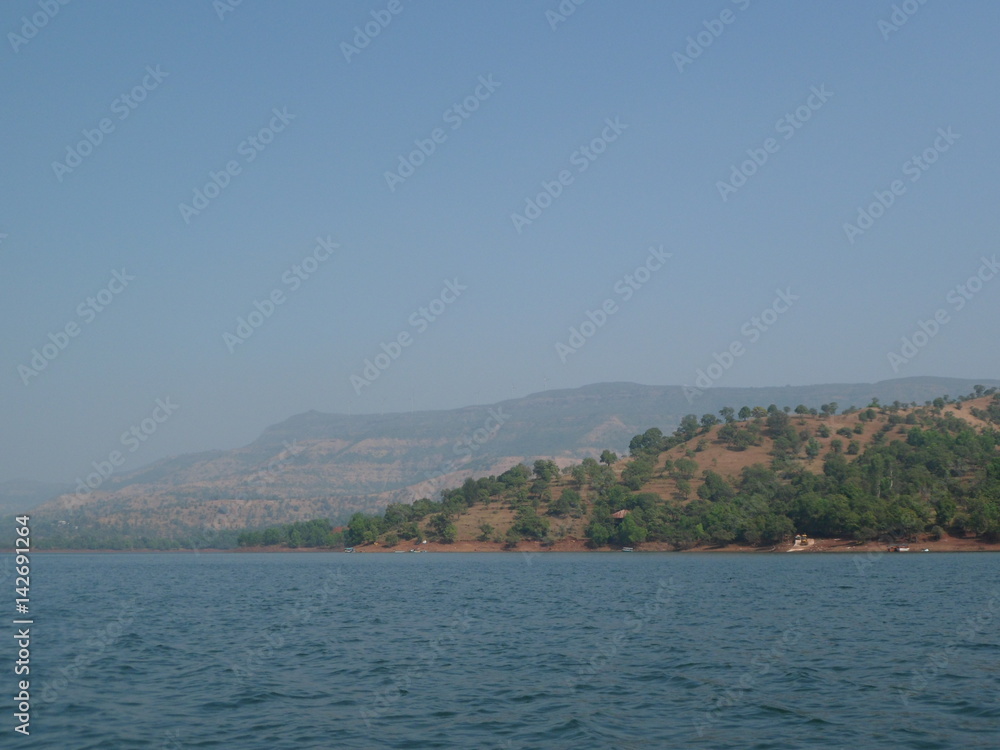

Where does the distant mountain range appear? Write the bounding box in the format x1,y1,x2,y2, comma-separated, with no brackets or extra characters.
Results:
9,376,998,541
0,479,72,517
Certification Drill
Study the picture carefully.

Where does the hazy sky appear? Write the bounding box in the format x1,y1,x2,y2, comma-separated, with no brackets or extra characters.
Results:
3,0,999,484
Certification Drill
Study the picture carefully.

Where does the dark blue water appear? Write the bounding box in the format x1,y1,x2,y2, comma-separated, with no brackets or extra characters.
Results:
12,552,1000,748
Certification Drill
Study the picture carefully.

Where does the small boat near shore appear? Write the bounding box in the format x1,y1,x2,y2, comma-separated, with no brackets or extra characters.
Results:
887,545,910,552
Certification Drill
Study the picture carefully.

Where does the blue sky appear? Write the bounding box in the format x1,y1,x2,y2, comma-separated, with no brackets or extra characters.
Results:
2,0,999,483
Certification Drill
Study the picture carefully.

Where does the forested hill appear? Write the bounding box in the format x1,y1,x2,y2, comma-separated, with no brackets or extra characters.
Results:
324,390,1000,551
16,378,1000,549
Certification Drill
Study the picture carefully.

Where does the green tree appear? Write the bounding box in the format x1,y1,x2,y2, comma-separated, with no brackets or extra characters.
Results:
504,527,521,548
511,506,550,540
344,513,381,546
702,503,740,545
600,450,618,466
533,459,560,483
823,452,850,480
549,488,583,517
629,428,665,457
677,414,700,440
383,503,412,527
429,513,456,542
718,422,739,445
697,470,735,502
622,456,655,490
499,464,530,489
585,521,612,547
673,457,698,479
616,514,647,547
765,410,791,437
731,428,758,451
262,527,283,546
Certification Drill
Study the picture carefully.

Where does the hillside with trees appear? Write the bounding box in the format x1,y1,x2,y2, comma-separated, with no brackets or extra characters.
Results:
315,389,1000,551
17,377,998,550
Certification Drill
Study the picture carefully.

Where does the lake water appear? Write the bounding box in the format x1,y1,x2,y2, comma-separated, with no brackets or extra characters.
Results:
15,552,1000,748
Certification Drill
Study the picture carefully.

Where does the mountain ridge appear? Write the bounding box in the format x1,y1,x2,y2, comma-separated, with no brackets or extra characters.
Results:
12,377,999,540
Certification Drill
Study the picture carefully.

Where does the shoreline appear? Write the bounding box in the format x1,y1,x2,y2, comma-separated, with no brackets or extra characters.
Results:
13,535,999,554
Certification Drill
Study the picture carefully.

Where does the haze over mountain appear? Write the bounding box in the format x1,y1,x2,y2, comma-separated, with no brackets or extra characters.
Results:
4,2,999,496
14,377,998,541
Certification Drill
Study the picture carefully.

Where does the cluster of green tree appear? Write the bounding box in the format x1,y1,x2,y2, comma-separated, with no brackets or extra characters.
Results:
582,468,798,549
340,462,566,547
28,524,243,550
626,406,797,458
579,392,1000,547
259,389,1000,552
236,518,343,548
